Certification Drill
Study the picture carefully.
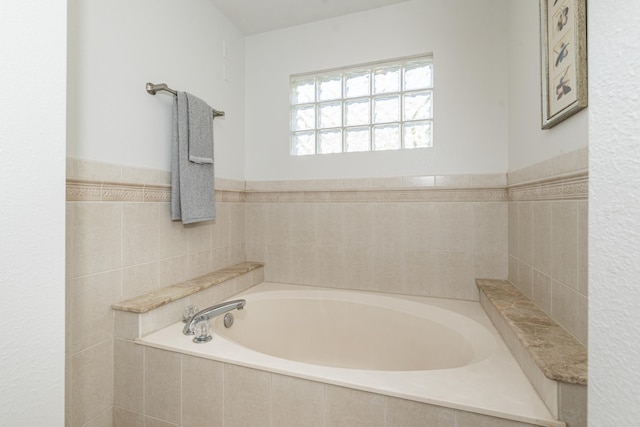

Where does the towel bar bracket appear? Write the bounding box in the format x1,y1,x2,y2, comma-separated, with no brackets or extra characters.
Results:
146,82,225,117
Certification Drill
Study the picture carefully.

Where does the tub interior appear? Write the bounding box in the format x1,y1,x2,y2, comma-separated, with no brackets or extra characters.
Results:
213,290,494,371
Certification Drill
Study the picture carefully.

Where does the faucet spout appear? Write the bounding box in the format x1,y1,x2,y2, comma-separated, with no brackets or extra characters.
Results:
183,299,246,335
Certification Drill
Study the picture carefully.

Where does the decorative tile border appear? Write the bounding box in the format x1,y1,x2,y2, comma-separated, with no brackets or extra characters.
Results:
507,171,588,202
245,188,508,203
66,179,245,203
67,172,586,203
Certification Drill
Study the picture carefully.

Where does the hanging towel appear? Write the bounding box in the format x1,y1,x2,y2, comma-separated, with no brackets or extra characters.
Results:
171,91,215,224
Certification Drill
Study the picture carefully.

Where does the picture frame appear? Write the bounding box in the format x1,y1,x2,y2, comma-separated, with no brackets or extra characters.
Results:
539,0,587,129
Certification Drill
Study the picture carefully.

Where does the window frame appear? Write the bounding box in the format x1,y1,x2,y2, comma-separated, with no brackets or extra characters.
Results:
290,54,434,156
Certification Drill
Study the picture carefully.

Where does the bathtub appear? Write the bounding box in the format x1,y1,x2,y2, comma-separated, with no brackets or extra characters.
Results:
139,282,562,427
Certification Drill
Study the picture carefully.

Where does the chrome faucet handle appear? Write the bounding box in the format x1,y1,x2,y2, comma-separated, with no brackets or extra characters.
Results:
182,304,199,323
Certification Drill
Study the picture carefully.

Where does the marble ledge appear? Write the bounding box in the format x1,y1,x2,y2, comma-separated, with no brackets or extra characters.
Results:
476,279,587,386
112,261,263,314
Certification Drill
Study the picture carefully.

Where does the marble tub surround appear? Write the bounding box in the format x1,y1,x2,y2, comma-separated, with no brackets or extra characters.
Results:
112,261,263,313
476,279,587,385
477,279,586,426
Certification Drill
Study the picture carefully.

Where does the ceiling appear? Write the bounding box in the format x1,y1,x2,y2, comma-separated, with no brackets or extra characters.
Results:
208,0,412,35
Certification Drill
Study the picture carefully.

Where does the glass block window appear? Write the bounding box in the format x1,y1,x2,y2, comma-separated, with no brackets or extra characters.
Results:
291,55,433,156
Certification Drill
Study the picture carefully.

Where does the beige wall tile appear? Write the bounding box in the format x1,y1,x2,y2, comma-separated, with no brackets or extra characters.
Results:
290,203,317,245
114,311,140,340
517,202,533,265
508,203,519,259
72,202,122,277
271,374,324,427
71,157,122,182
189,250,213,278
431,203,474,252
121,165,159,184
182,355,223,427
315,203,344,246
290,244,319,285
532,202,552,275
211,246,232,273
224,364,271,427
229,203,246,246
508,255,519,284
324,385,386,427
66,356,72,426
123,203,160,267
186,221,212,254
472,203,508,280
113,407,143,427
387,397,455,427
403,203,435,251
551,280,581,343
559,382,587,427
265,243,293,283
455,410,539,426
532,270,552,314
70,270,121,354
122,263,159,300
158,256,190,288
157,206,188,260
266,203,292,245
517,261,533,299
403,249,438,296
144,416,180,427
577,201,588,296
551,202,578,291
372,203,405,251
70,340,114,427
80,408,112,427
211,203,230,249
144,347,181,425
114,339,144,413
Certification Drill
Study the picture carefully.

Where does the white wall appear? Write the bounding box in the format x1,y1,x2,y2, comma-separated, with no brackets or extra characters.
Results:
507,0,588,172
589,0,640,424
0,1,66,425
245,0,509,181
67,0,246,179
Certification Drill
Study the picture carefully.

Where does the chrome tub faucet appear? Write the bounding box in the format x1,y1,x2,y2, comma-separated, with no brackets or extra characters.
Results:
183,299,246,335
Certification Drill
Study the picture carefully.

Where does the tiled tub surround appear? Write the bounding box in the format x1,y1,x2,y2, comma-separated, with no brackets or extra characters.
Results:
477,279,587,427
66,158,247,427
245,174,509,301
507,148,588,346
133,282,563,427
66,151,587,426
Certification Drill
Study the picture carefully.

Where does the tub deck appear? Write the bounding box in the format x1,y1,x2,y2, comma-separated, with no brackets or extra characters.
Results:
138,282,564,427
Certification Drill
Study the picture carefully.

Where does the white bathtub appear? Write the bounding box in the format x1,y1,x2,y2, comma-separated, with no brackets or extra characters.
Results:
139,282,563,427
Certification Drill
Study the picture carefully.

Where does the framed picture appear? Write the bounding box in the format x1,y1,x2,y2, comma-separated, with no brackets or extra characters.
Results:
539,0,587,129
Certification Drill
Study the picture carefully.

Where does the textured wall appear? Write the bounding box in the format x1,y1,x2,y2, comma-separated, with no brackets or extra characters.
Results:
0,1,66,425
67,0,245,178
589,0,640,423
245,0,509,180
506,0,588,172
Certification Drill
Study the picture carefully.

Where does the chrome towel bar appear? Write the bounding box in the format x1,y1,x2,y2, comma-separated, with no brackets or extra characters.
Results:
146,82,225,117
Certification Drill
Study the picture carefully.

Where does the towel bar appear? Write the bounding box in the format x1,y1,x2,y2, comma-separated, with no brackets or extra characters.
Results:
146,82,225,117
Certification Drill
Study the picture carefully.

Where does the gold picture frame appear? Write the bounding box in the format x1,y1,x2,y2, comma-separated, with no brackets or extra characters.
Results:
539,0,587,129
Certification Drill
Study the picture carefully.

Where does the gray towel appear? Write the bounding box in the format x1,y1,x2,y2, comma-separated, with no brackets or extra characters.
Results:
171,91,215,224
